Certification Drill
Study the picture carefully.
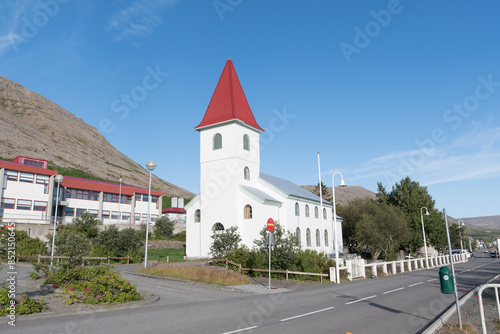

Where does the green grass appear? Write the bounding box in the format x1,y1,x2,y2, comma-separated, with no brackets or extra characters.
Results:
140,247,186,262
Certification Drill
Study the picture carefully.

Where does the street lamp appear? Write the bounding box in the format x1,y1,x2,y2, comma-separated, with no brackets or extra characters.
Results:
332,171,346,284
50,174,64,266
420,207,430,269
118,176,123,223
458,220,465,259
144,160,156,268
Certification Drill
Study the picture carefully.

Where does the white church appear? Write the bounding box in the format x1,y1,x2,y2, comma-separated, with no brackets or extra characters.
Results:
185,60,343,259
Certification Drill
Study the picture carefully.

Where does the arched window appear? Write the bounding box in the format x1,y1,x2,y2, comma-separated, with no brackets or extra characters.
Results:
212,222,224,232
305,205,310,217
295,203,300,216
244,167,250,180
244,205,252,219
306,228,311,247
315,206,319,219
324,230,329,247
296,227,301,243
213,133,222,150
323,208,327,220
194,209,201,223
316,229,320,247
243,134,250,151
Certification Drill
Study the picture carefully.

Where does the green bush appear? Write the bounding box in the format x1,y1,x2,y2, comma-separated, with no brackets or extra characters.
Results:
54,228,92,269
17,237,47,256
210,226,242,258
0,284,47,315
93,226,143,258
72,212,99,239
154,217,175,239
170,231,186,241
44,266,141,305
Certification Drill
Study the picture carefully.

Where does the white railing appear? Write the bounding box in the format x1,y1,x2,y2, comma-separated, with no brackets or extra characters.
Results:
334,253,468,282
478,283,500,334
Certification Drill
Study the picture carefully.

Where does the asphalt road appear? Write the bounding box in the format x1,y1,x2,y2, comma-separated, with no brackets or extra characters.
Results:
2,257,500,334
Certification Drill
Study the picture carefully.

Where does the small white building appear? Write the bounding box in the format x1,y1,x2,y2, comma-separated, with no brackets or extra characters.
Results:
0,156,163,225
186,60,343,259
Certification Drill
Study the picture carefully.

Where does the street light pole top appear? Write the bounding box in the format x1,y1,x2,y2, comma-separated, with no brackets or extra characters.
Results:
54,175,64,183
421,207,430,216
332,171,347,187
146,160,157,171
119,176,123,183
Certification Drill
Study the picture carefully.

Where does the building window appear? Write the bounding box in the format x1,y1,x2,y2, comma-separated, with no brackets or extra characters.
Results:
324,230,329,247
111,211,120,219
152,196,158,203
19,172,34,183
6,171,18,181
103,210,110,219
212,222,224,232
135,194,142,202
315,206,319,219
244,205,252,219
17,199,32,210
23,159,43,168
195,209,201,223
76,208,86,217
306,228,311,247
316,229,320,247
151,214,158,222
64,207,75,217
122,212,130,222
213,133,222,150
296,227,301,243
1,198,15,209
323,208,327,220
295,203,300,216
143,194,149,202
244,167,250,180
33,201,47,211
243,134,250,151
135,214,141,222
305,205,310,217
88,209,98,218
142,213,148,221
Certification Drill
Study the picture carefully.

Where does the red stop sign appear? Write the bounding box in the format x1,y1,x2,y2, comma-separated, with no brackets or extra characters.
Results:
267,218,275,232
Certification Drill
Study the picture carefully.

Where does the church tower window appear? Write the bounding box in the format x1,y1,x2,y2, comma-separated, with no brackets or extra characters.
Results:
244,167,250,180
244,205,252,219
243,134,250,151
213,133,222,150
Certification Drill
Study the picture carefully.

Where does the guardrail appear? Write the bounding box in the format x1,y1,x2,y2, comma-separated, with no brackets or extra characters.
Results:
478,283,500,334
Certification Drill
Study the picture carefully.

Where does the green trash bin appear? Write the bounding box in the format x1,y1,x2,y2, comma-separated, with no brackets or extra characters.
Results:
439,266,455,294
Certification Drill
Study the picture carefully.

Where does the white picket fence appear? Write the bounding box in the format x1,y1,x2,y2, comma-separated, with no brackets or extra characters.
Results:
332,253,467,282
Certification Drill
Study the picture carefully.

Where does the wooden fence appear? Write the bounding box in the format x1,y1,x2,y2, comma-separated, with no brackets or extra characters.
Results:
7,254,132,265
202,258,329,282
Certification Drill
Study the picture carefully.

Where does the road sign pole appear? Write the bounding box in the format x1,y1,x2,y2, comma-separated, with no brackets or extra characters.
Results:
443,208,462,329
268,231,271,290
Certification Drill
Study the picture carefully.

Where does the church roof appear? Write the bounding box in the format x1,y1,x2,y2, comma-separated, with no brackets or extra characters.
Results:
195,59,264,132
259,173,332,205
240,185,282,205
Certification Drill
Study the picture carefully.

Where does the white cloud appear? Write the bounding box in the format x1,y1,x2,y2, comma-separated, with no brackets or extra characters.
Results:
347,125,500,187
106,0,179,41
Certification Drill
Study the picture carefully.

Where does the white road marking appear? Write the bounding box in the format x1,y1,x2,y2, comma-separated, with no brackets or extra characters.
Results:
409,282,424,287
221,326,258,334
383,287,404,294
345,295,377,305
280,307,334,322
427,278,438,282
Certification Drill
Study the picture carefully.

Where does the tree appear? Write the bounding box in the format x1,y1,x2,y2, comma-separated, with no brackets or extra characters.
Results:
254,222,300,270
337,197,373,254
72,212,99,239
313,181,332,202
377,177,446,254
210,226,242,258
154,216,175,239
356,201,410,260
54,229,92,268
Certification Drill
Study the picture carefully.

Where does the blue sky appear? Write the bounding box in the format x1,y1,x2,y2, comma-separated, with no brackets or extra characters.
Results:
1,0,499,219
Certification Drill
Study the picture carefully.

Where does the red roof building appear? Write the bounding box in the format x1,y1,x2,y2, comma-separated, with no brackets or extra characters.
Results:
195,59,264,132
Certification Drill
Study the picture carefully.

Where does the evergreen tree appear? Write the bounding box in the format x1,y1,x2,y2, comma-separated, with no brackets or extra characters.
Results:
313,181,332,202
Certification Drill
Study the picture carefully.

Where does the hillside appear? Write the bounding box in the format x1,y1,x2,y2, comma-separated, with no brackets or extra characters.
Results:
0,75,194,199
301,184,377,206
459,215,500,230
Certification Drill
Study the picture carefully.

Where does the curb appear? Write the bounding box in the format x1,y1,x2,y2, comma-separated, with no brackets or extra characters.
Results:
421,273,500,334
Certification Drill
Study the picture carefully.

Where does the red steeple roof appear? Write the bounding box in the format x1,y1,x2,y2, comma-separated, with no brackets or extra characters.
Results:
195,59,264,132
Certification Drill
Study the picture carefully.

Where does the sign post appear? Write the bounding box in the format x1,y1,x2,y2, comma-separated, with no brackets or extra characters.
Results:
266,218,275,290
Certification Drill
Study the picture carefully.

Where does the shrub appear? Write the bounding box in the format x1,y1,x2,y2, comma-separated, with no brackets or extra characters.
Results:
154,217,175,239
210,226,242,258
72,212,99,239
0,284,47,315
93,226,143,258
54,228,92,269
17,237,48,256
44,266,141,305
170,231,186,241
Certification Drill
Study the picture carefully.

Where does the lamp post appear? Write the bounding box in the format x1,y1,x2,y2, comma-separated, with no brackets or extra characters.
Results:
144,160,156,268
420,207,430,268
50,175,64,266
469,237,472,253
332,172,346,284
118,176,123,223
458,220,465,260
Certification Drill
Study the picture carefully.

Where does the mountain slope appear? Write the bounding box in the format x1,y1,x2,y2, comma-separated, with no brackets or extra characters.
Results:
0,75,193,199
301,184,376,206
